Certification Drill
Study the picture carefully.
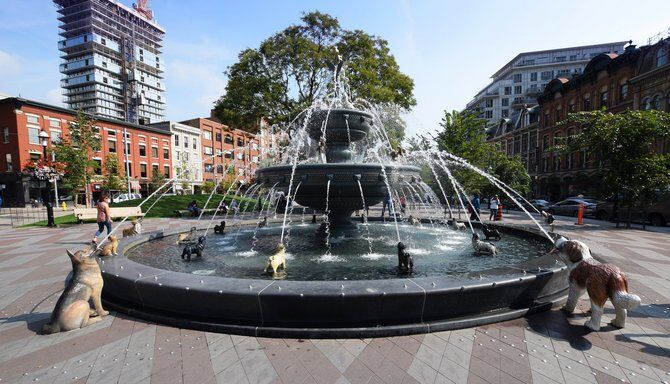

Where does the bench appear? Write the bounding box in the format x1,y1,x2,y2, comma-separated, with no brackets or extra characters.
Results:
174,208,217,218
74,207,145,223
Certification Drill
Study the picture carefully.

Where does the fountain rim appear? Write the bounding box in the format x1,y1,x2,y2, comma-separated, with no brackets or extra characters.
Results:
256,163,422,173
100,221,568,338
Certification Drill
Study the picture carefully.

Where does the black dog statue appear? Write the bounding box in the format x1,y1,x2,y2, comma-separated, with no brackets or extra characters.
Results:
312,214,317,224
360,212,368,224
258,216,267,228
181,236,206,261
214,220,226,234
397,242,413,273
482,224,501,240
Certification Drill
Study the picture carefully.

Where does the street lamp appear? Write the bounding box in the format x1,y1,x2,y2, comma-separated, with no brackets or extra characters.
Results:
38,129,56,227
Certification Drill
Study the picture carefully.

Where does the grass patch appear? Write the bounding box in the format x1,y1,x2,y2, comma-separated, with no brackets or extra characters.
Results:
21,214,81,227
111,194,262,218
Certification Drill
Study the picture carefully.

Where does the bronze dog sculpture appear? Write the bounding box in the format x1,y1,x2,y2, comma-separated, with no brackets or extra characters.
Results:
100,235,118,256
181,236,206,261
397,242,413,273
482,225,501,241
214,220,226,234
122,218,141,238
43,249,108,334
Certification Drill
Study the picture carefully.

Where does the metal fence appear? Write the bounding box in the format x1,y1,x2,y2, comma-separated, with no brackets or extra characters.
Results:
7,207,47,228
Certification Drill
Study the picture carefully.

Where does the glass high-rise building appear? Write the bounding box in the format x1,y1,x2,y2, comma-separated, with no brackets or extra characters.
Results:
55,0,165,124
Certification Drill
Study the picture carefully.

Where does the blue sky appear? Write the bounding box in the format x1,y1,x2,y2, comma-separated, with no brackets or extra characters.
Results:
1,0,669,138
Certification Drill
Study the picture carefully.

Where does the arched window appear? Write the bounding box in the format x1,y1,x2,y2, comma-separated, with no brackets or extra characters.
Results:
543,135,550,149
666,91,670,112
656,47,668,68
643,97,652,110
652,94,662,110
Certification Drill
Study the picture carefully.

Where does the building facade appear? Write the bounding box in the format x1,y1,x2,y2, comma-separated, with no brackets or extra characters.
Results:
55,0,165,124
467,42,627,127
0,97,172,207
180,118,260,185
535,38,670,200
148,121,203,194
486,106,540,177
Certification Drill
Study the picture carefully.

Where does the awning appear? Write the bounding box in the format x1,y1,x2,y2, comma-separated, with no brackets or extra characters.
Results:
130,180,141,191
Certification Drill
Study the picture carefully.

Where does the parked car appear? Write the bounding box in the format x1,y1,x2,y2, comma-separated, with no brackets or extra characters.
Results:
112,193,142,203
547,198,597,217
529,199,551,211
595,191,670,226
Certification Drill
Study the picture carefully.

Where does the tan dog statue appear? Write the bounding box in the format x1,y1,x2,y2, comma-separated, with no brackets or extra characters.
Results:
100,235,118,256
264,244,286,274
43,249,108,334
122,218,141,238
177,227,197,244
552,237,641,331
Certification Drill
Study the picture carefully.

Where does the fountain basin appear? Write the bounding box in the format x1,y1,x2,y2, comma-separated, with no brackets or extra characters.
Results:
256,163,422,225
100,223,568,338
305,108,374,163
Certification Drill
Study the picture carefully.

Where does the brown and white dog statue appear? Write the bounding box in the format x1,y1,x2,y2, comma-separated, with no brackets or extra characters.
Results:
42,249,108,334
122,218,142,238
552,237,640,331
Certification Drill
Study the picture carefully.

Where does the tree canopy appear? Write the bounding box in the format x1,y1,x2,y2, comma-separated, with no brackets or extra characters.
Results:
213,11,415,132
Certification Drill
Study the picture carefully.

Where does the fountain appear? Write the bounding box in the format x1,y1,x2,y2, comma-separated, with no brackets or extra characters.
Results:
96,60,569,338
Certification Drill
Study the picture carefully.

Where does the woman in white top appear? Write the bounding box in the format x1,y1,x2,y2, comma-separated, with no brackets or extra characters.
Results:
489,195,499,221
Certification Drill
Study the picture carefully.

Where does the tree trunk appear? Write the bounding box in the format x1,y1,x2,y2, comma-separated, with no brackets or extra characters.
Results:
613,197,619,228
626,206,632,229
642,208,647,230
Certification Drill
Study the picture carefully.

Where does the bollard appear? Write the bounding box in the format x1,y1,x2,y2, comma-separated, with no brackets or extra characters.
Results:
495,205,503,221
575,203,584,225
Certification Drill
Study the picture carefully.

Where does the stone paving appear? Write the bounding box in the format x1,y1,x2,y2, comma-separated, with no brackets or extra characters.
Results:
0,213,669,383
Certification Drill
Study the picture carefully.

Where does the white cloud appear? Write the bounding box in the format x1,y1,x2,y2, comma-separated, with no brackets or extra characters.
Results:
44,88,63,106
0,50,21,76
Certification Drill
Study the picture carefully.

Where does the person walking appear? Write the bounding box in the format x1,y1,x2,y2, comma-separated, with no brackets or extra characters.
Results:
381,192,392,218
92,192,112,245
399,196,407,216
489,195,500,221
470,194,481,221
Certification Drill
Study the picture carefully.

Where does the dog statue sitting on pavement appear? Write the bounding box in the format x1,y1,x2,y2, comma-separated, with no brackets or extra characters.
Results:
100,235,118,256
122,218,142,238
552,237,640,331
214,220,226,234
42,249,109,334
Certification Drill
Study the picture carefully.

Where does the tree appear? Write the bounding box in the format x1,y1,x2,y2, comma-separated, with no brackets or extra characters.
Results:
213,11,415,132
53,112,101,206
174,156,194,194
150,169,166,194
557,109,670,227
102,153,125,193
432,109,531,200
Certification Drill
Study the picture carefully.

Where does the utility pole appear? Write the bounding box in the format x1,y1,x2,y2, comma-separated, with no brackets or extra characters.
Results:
123,126,131,195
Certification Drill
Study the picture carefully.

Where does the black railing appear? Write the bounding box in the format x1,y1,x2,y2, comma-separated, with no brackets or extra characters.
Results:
8,207,47,228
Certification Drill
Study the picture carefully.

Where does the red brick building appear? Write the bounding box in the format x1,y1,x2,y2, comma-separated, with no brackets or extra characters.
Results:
0,97,172,206
535,38,670,200
180,118,260,184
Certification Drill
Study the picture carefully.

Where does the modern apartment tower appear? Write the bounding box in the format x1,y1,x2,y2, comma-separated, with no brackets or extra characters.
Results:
466,41,627,127
55,0,165,124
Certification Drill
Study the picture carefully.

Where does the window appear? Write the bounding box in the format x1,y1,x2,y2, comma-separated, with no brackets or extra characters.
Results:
215,132,222,142
184,137,189,148
543,135,550,149
176,151,180,160
183,152,189,161
192,138,197,149
656,48,668,67
514,86,522,94
27,115,39,124
163,148,169,159
30,153,41,161
140,164,147,178
127,164,132,177
583,98,591,111
555,109,561,123
652,95,662,110
513,73,522,83
501,109,509,118
3,127,8,143
101,38,106,45
102,61,107,68
103,77,108,84
485,99,493,108
501,98,509,107
237,137,244,147
93,159,102,175
28,127,39,145
204,163,214,172
203,131,212,140
544,113,550,126
151,146,158,157
204,146,213,155
541,71,553,80
216,165,224,174
139,145,146,157
224,135,233,144
49,119,60,128
599,91,608,108
51,130,61,144
174,135,179,146
164,166,170,178
555,56,566,62
109,140,116,153
485,110,493,119
504,87,511,95
224,151,233,159
568,102,575,113
5,154,12,172
569,55,577,61
530,72,537,81
126,143,131,155
619,84,628,101
152,164,159,176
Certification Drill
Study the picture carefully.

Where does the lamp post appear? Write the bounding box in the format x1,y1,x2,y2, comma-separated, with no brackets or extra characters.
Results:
38,129,56,227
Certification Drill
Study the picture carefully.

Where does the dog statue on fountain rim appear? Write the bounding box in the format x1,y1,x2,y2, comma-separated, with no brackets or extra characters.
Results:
552,237,641,331
264,243,286,274
214,220,226,234
397,241,413,273
42,249,108,334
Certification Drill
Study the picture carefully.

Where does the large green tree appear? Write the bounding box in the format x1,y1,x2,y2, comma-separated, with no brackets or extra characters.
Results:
213,11,415,133
433,109,531,199
557,109,670,227
102,153,125,193
53,112,101,206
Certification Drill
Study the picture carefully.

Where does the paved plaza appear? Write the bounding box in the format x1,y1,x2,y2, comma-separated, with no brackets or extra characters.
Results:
0,213,669,383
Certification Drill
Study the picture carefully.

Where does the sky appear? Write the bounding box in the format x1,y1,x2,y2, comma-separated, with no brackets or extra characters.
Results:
1,0,669,139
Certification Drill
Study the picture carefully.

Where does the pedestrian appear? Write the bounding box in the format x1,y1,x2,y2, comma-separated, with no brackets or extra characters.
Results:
381,192,391,218
470,193,481,221
399,196,407,215
489,195,499,221
92,192,112,245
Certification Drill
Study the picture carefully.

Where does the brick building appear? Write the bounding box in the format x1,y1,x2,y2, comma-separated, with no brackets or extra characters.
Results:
180,118,260,185
0,97,172,206
535,38,670,200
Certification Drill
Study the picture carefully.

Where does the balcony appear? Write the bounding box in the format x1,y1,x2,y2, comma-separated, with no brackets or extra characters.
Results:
511,97,535,108
525,87,542,96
